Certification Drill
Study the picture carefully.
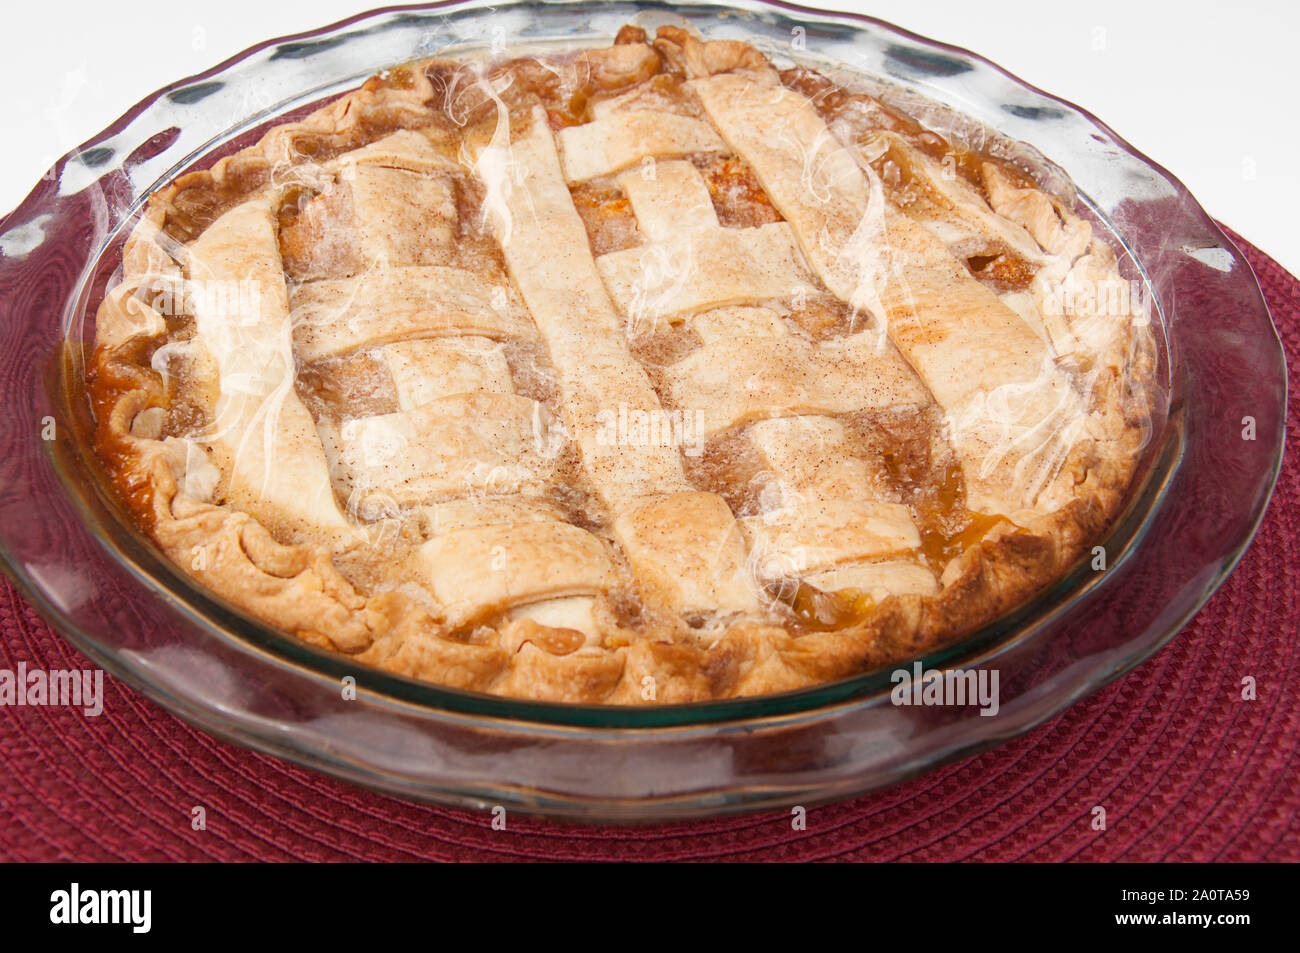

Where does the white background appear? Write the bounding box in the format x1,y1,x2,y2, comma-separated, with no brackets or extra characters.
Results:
1,0,1296,275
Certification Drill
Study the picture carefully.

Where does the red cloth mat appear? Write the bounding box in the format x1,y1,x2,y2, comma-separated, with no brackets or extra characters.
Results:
1,229,1295,863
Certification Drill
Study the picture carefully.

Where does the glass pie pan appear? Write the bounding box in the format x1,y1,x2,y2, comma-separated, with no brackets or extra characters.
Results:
0,0,1285,821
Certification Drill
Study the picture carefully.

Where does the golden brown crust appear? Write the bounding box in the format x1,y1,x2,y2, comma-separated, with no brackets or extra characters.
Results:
85,27,1158,704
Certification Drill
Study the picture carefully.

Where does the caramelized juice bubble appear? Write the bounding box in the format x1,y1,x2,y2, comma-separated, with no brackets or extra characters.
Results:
966,252,1037,291
547,88,593,128
785,581,875,632
893,455,1013,572
919,510,1009,571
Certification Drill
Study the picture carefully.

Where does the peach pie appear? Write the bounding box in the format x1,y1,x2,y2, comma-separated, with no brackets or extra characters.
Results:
88,25,1156,703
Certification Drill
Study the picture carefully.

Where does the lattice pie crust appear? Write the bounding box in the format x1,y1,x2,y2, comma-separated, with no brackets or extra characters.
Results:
88,25,1156,703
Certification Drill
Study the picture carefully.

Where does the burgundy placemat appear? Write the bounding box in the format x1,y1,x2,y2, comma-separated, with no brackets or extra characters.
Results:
0,228,1294,863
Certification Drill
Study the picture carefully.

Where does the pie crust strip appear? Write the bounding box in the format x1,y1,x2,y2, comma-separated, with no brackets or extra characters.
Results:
290,265,535,362
558,110,727,183
185,196,352,538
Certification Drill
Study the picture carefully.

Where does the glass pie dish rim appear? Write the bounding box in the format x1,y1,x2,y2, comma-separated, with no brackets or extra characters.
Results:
0,0,1285,815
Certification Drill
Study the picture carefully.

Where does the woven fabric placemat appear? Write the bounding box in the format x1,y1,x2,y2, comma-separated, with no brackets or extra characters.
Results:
0,229,1294,862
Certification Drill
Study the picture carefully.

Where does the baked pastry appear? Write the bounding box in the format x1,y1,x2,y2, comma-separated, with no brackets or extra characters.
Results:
88,24,1156,703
